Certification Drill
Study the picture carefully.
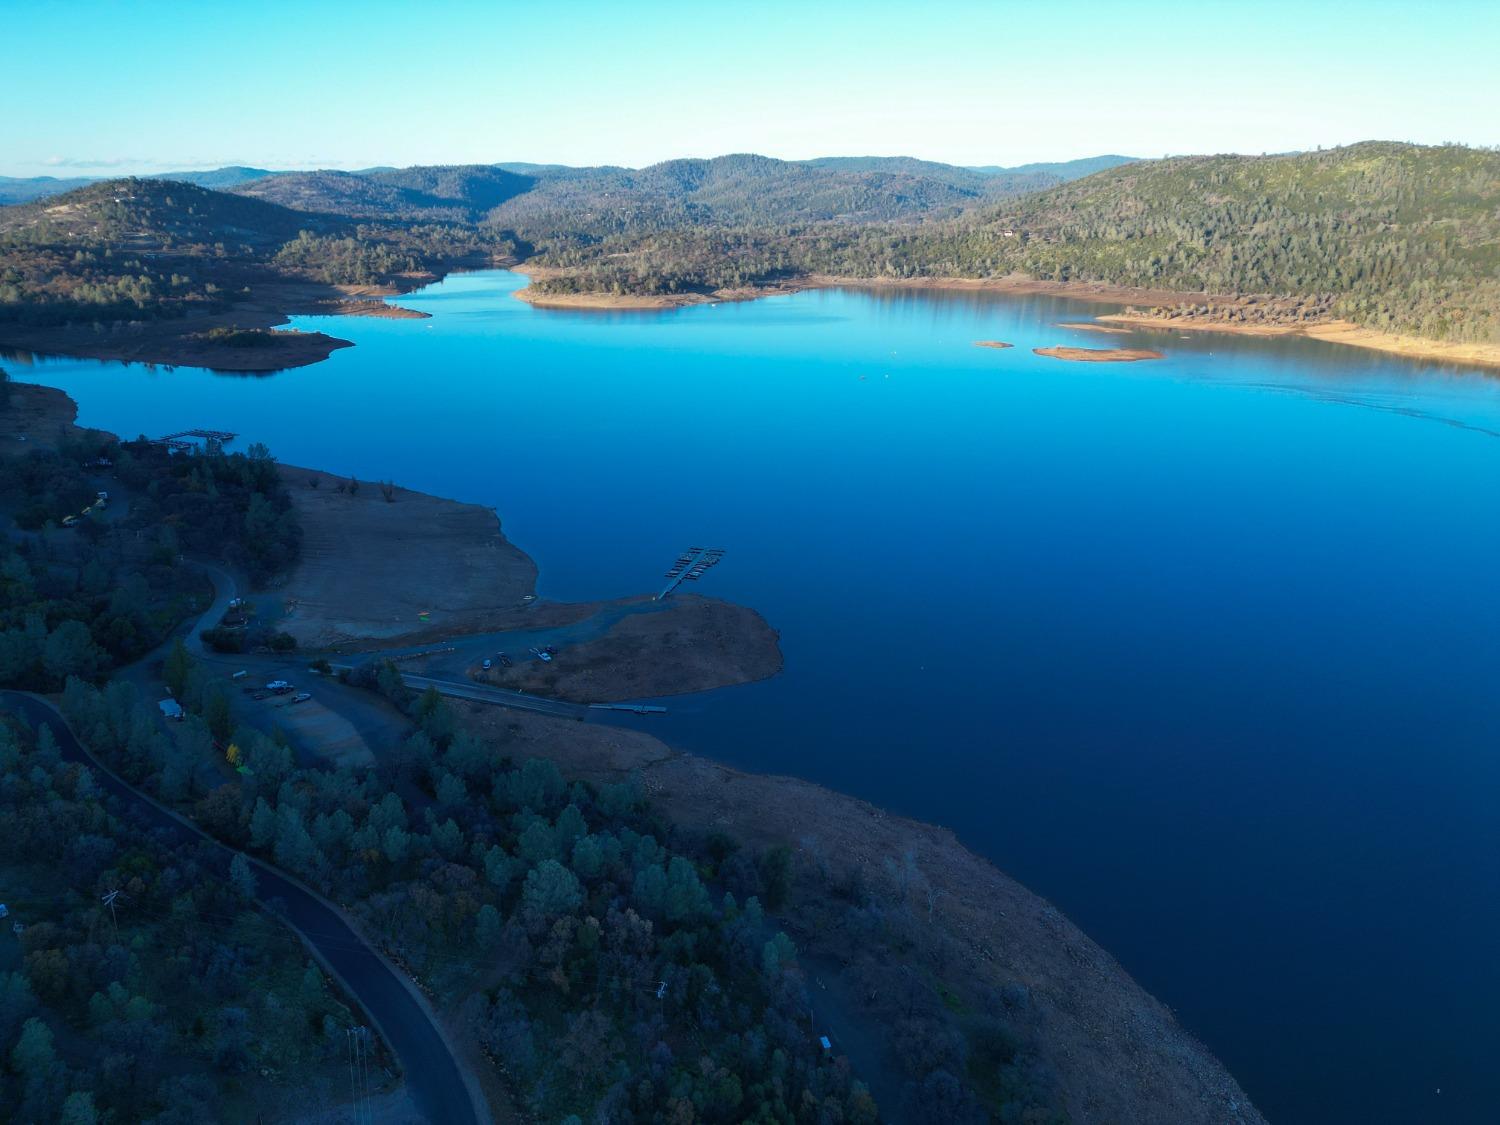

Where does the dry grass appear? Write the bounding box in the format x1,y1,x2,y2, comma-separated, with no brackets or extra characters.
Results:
272,466,537,647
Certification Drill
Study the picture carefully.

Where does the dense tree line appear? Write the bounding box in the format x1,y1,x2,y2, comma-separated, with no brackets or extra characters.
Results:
272,223,509,286
0,717,369,1123
0,435,301,691
113,439,300,584
60,666,881,1123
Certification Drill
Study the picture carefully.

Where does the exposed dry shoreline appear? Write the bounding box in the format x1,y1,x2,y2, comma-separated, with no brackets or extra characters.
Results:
1099,312,1500,368
515,266,1500,370
467,594,783,701
1035,345,1164,363
973,339,1013,350
461,703,1267,1125
1059,321,1132,335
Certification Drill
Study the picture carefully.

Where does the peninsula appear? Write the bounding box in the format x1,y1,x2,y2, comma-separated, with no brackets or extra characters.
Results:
1,380,1265,1122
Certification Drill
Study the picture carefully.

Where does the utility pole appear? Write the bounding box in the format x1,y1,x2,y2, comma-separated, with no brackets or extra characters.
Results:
100,889,121,942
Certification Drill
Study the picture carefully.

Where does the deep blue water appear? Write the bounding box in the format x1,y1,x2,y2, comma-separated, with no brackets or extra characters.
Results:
8,270,1500,1124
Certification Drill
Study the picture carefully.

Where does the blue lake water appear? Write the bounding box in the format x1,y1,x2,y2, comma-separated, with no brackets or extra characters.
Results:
7,270,1500,1124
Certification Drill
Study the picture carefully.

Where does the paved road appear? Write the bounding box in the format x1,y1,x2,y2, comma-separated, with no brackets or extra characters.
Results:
186,565,661,723
399,672,590,721
0,695,485,1125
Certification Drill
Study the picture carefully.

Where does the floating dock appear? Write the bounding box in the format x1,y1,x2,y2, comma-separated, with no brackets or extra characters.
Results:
152,429,238,452
588,702,668,715
658,546,725,599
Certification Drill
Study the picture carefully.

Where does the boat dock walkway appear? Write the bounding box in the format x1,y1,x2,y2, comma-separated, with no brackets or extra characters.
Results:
657,546,725,599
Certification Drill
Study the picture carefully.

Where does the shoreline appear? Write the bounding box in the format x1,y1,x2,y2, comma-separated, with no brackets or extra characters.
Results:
1098,312,1500,368
1034,344,1164,362
0,258,500,372
512,265,1500,370
3,379,1265,1123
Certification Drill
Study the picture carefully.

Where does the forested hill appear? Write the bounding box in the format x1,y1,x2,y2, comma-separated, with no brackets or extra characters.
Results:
219,154,1064,230
486,153,1063,234
233,165,534,222
0,178,503,328
841,141,1500,342
0,178,334,249
533,143,1500,344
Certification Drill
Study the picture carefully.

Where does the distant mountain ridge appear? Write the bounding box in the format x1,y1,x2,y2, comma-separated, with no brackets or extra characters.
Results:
0,177,333,247
967,155,1138,179
230,165,534,222
0,153,1137,212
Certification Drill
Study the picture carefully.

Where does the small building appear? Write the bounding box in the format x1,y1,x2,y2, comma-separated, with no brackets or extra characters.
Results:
158,699,184,721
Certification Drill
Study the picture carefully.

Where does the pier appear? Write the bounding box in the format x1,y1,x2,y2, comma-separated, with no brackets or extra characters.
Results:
657,546,725,599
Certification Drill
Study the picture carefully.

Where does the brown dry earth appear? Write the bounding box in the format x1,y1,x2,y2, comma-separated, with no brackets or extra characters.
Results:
460,706,1266,1125
973,340,1013,350
475,595,783,701
0,381,112,451
1034,346,1164,363
1058,322,1132,335
1099,312,1500,368
272,466,538,648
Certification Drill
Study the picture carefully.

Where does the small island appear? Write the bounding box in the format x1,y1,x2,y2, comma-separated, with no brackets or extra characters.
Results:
1033,345,1164,362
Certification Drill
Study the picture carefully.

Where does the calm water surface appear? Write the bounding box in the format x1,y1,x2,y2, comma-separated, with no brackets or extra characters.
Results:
9,271,1500,1124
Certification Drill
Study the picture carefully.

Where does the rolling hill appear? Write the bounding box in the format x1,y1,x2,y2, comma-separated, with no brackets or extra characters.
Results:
881,141,1500,342
523,142,1500,346
0,177,335,249
232,165,533,222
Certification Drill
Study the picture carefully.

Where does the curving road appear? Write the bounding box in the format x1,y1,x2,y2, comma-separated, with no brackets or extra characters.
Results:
0,691,486,1125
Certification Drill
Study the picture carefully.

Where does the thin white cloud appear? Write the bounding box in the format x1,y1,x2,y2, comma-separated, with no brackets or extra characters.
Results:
43,155,175,170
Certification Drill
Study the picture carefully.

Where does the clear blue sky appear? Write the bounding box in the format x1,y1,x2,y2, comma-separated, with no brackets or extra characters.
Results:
4,0,1496,177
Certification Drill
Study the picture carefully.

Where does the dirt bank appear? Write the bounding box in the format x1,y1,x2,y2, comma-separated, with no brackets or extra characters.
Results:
272,466,538,648
518,267,1500,371
513,287,702,310
319,298,431,320
1034,346,1164,363
973,340,1013,350
0,381,111,451
474,595,783,701
1099,312,1500,368
803,273,1213,308
1058,321,1132,335
460,705,1266,1125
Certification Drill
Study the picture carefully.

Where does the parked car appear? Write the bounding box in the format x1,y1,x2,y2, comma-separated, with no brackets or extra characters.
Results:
292,692,312,704
266,680,292,693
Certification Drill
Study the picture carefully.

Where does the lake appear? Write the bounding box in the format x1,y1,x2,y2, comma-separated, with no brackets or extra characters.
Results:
8,270,1500,1124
